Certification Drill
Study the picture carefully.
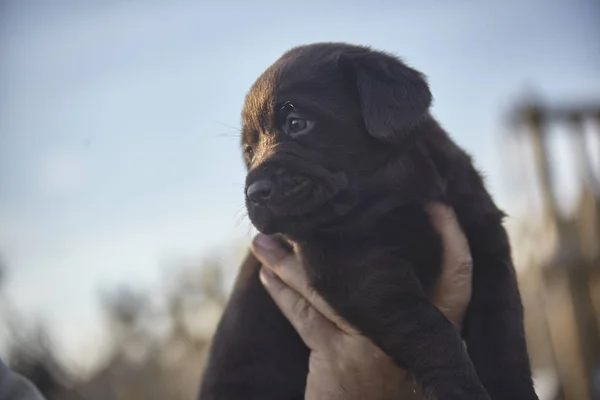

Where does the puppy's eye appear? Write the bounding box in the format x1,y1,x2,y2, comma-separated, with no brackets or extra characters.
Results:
244,146,254,160
283,113,314,137
289,118,308,132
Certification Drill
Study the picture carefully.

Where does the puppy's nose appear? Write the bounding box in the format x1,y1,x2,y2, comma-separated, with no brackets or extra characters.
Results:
246,180,273,205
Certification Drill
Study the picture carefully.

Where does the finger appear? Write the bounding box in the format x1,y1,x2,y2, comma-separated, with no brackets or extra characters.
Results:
426,203,473,282
425,203,473,328
251,235,308,296
252,234,358,334
259,266,339,350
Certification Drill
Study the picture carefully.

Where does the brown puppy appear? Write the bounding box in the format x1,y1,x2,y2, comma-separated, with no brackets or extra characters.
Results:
199,43,537,400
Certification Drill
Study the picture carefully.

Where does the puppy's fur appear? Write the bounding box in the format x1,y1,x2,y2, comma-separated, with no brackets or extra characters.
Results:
199,43,537,400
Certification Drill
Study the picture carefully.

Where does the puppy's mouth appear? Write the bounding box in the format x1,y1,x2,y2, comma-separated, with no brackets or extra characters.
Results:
244,166,351,236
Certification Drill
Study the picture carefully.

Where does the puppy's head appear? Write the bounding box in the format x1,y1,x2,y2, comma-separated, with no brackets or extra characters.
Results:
242,43,436,237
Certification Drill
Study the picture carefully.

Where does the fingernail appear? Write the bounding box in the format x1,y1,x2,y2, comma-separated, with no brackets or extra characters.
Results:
254,234,278,250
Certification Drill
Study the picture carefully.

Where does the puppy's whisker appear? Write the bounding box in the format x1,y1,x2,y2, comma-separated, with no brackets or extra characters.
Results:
213,121,242,140
232,202,255,238
215,121,241,131
214,131,242,139
235,212,249,228
244,223,255,240
236,216,247,228
234,204,247,219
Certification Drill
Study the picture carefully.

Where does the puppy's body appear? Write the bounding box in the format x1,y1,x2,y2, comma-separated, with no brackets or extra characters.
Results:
200,43,537,400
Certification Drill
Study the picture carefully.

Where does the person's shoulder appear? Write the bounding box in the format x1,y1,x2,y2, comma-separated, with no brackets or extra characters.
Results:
0,358,46,400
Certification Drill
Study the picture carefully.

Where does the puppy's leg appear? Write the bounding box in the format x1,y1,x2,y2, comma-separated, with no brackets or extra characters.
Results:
463,221,538,400
199,252,308,400
312,261,491,400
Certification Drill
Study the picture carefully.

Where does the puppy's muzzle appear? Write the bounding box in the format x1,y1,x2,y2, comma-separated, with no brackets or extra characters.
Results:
245,167,315,213
246,179,273,206
246,176,313,206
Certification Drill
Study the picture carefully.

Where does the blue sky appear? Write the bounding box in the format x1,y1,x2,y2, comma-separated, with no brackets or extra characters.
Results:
1,0,599,371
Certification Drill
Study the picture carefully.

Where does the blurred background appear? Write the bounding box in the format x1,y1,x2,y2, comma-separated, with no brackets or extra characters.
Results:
0,0,598,399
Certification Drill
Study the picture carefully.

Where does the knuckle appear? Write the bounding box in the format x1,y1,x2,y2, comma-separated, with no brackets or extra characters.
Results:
292,298,322,338
455,256,473,276
306,286,321,304
277,255,298,275
292,296,312,321
271,258,285,273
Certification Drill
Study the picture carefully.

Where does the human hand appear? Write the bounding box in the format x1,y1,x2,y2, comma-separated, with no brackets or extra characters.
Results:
250,202,473,400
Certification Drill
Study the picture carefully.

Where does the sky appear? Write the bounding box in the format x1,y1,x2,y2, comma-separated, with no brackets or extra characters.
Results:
0,0,599,373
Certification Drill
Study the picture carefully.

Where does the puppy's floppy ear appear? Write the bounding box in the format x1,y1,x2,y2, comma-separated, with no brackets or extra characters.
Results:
339,49,432,144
